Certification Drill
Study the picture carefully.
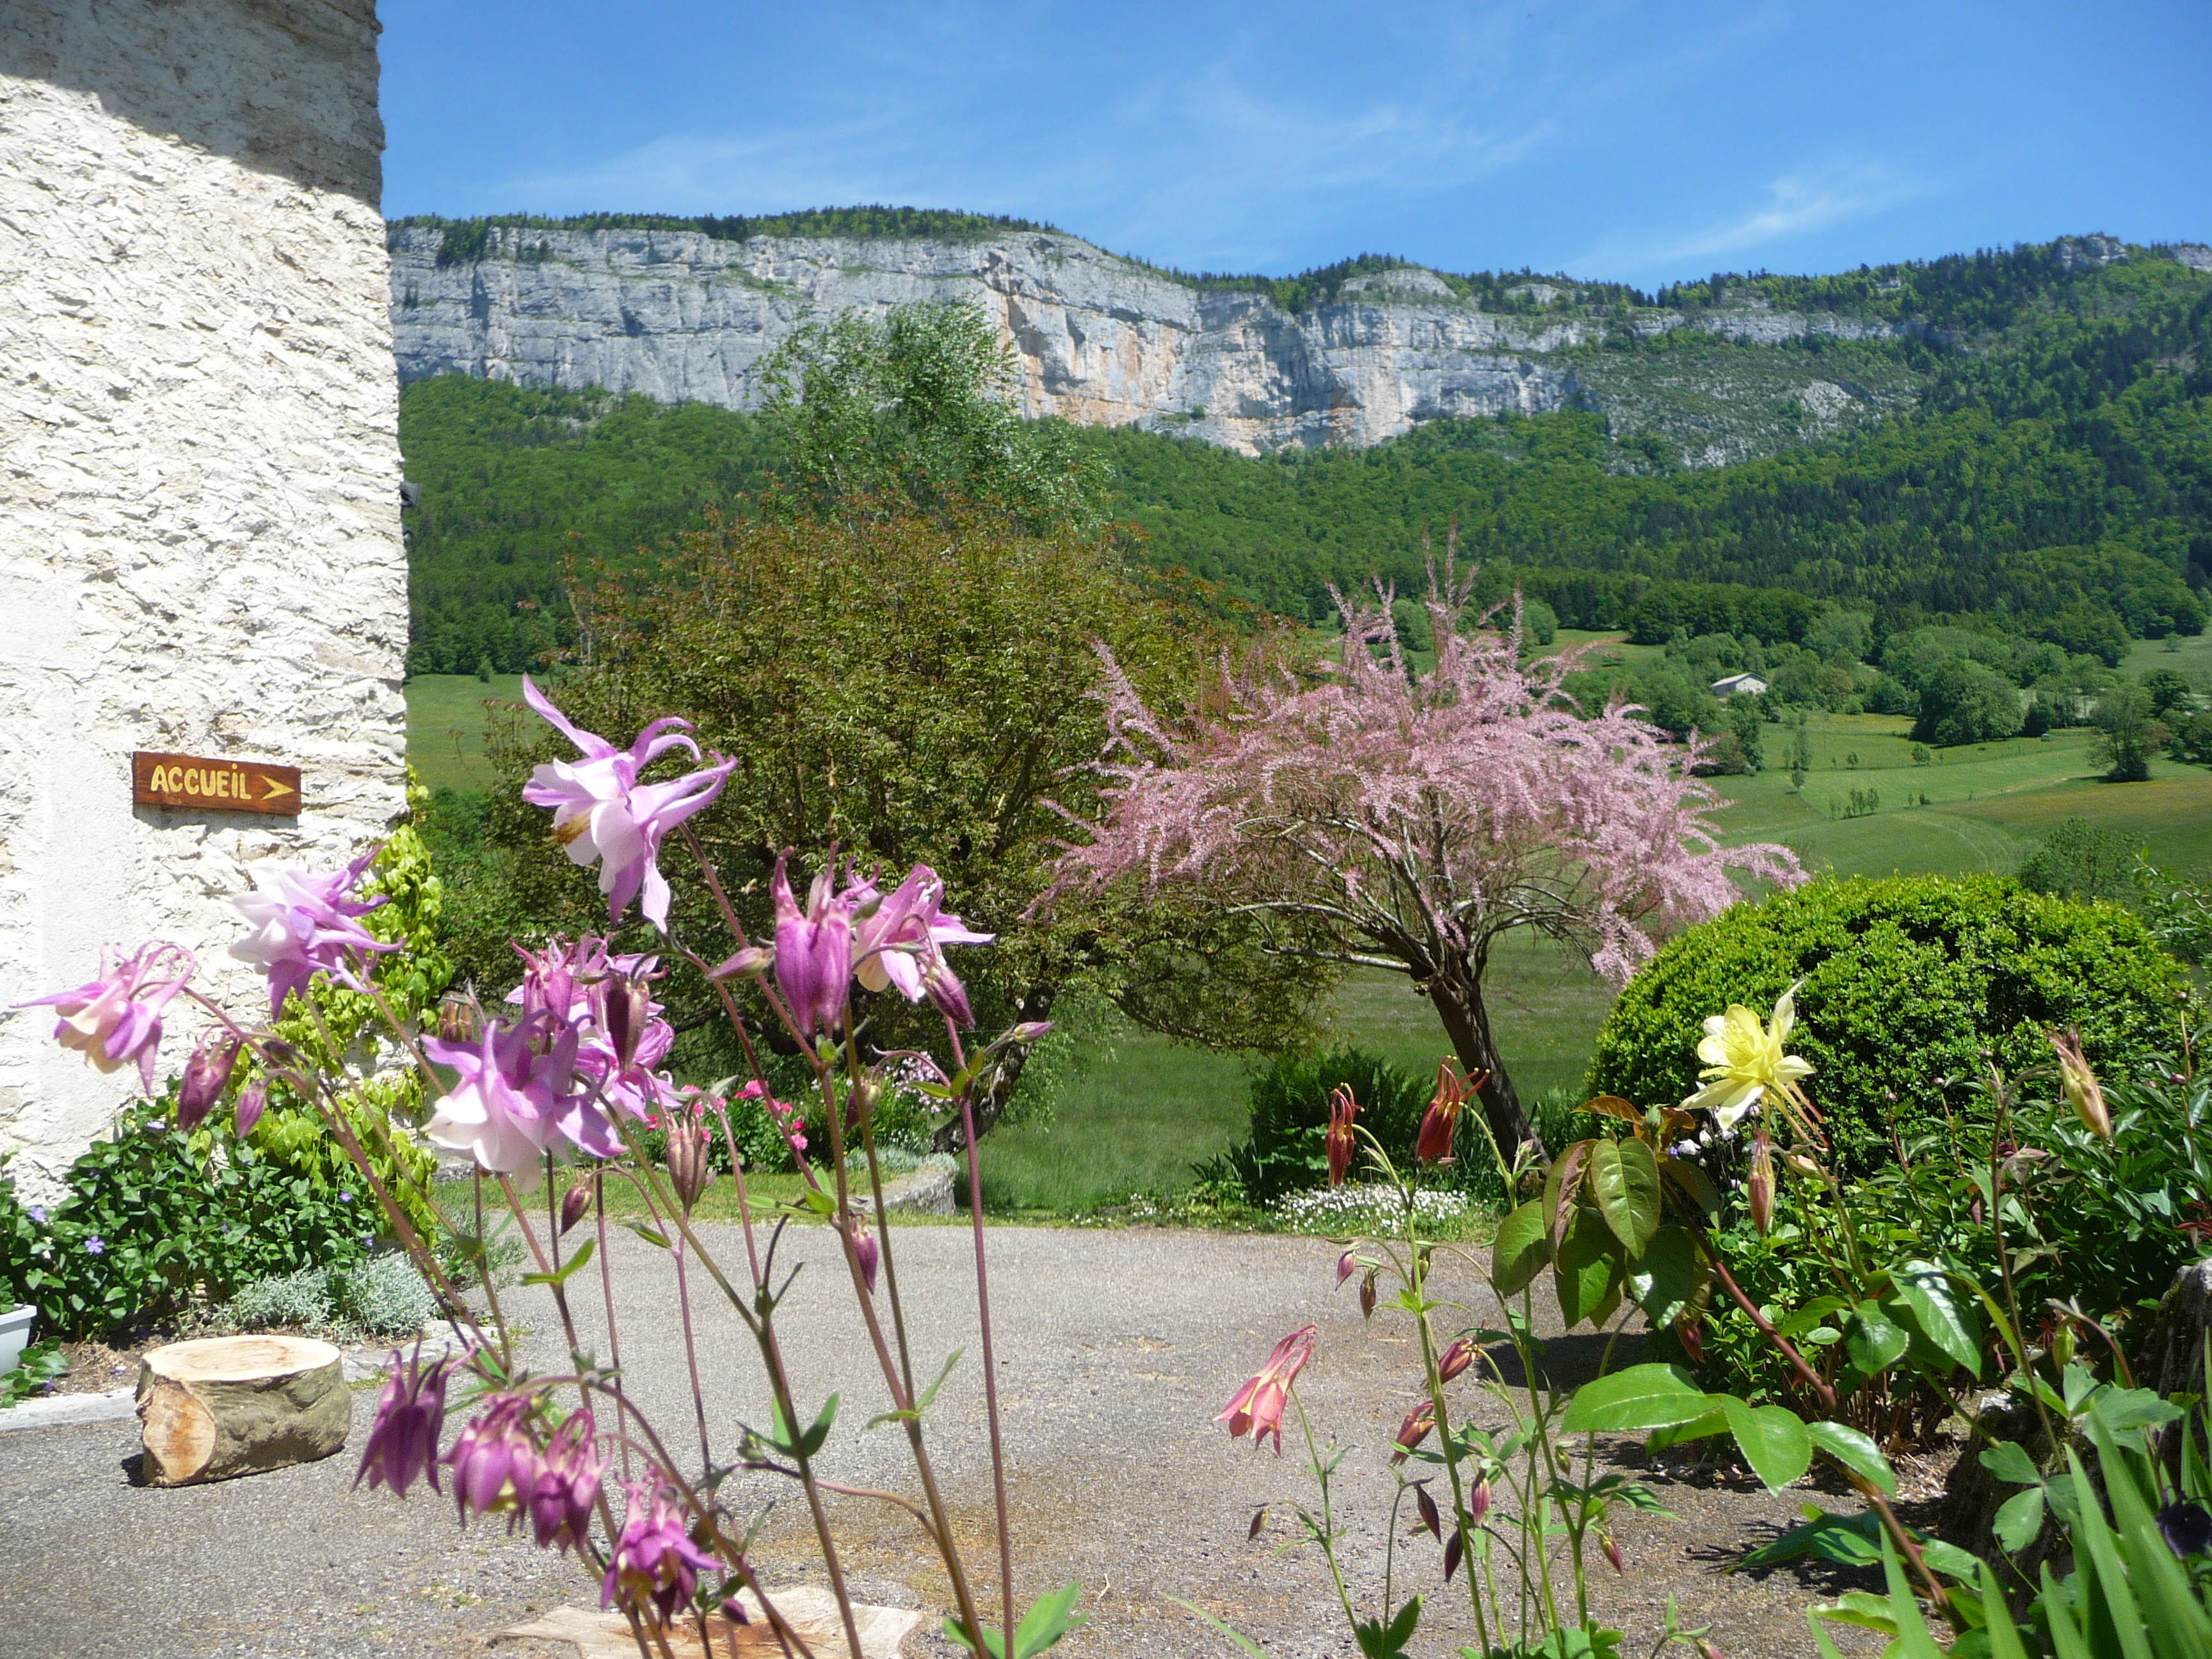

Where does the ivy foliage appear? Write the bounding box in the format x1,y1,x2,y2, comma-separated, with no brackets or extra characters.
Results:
1586,875,2195,1170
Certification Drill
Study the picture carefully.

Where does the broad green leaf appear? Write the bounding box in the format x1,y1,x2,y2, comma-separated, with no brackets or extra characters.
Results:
1991,1487,2047,1554
1742,1509,1884,1569
2085,1385,2184,1440
1893,1261,1983,1379
1978,1440,2044,1487
797,1392,839,1457
1919,1537,1984,1582
1491,1199,1550,1297
1844,1300,1910,1376
1587,1136,1663,1258
1560,1363,1711,1434
1012,1581,1087,1659
1658,1155,1720,1217
1646,1407,1728,1451
1720,1396,1813,1492
1626,1227,1698,1327
1806,1420,1897,1497
1811,1590,1902,1635
1554,1206,1623,1329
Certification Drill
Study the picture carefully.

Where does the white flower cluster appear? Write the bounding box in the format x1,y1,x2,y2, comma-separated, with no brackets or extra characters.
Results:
1273,1183,1470,1233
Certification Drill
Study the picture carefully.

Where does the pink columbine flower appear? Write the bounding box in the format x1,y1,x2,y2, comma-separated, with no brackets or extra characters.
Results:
528,1409,602,1556
772,851,856,1036
228,848,399,1016
520,677,733,932
445,1393,539,1527
851,863,993,1029
1217,1325,1318,1454
423,1014,575,1174
356,1343,456,1500
19,942,195,1094
602,1479,719,1626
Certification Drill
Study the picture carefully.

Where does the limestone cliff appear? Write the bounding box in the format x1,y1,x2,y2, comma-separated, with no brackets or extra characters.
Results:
388,224,1917,457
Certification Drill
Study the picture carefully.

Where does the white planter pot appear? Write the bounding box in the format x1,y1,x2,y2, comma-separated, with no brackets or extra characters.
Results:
0,1304,33,1377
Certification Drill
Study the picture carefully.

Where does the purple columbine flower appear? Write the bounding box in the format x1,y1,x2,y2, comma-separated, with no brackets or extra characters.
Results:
508,938,674,1158
851,863,993,1029
602,1479,718,1626
529,1409,602,1556
771,850,855,1036
423,1014,574,1174
18,940,196,1094
356,1344,456,1500
519,677,733,932
84,1235,104,1255
228,847,400,1016
444,1393,539,1527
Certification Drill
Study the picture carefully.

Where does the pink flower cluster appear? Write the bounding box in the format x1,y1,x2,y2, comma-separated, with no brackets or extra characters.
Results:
444,1391,603,1554
423,938,680,1173
18,941,195,1094
761,851,993,1037
604,1479,719,1626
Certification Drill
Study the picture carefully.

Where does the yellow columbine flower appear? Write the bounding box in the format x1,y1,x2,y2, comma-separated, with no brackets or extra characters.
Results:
1681,983,1815,1128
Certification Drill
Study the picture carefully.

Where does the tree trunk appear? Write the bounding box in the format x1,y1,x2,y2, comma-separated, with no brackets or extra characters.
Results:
135,1335,350,1486
928,984,1057,1155
1429,965,1539,1161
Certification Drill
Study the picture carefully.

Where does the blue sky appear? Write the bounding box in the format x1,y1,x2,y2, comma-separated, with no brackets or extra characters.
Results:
379,1,2212,291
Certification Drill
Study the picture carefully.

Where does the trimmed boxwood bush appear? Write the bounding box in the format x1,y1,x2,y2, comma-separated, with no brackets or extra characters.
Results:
1587,874,2192,1170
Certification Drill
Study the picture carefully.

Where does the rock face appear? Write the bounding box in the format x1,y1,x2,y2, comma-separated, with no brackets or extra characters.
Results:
389,225,1919,457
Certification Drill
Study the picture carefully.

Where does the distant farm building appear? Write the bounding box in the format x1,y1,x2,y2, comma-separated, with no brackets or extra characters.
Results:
1710,672,1770,698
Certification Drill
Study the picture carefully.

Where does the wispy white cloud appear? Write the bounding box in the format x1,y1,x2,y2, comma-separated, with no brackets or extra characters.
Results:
1573,164,1943,278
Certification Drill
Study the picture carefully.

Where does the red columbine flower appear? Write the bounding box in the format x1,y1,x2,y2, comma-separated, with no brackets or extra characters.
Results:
1217,1326,1317,1454
355,1343,456,1500
19,941,196,1094
529,1409,602,1556
602,1479,718,1626
519,677,733,933
1417,1062,1483,1165
1325,1084,1359,1187
771,851,856,1036
1391,1402,1437,1464
1438,1335,1475,1383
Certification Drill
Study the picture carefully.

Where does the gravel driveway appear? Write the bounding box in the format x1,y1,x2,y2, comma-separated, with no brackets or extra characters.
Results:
0,1222,1875,1658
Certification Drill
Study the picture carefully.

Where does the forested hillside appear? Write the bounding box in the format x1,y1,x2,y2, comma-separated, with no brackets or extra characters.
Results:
398,235,2211,675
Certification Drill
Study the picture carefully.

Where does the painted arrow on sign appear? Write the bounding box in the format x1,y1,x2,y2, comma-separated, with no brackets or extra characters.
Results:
134,752,302,817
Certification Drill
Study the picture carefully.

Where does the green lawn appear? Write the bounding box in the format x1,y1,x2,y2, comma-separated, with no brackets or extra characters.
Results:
405,673,531,794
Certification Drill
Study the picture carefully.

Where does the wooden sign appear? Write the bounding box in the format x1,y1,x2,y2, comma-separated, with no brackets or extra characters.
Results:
134,752,300,816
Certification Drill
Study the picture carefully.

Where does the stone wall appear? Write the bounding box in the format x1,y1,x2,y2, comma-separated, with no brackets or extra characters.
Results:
0,0,407,1197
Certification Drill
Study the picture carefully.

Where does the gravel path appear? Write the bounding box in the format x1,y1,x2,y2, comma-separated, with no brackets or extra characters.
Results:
0,1223,1875,1658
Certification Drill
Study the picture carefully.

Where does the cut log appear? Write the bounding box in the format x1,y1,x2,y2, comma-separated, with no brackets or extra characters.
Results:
136,1335,350,1487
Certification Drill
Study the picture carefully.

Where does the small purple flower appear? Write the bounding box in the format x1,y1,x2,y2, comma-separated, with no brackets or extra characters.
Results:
519,677,733,932
228,848,399,1016
2159,1498,2212,1559
602,1479,717,1625
28,1206,45,1224
851,864,993,1028
18,940,196,1094
772,851,855,1036
339,1190,353,1203
357,1344,456,1500
444,1393,539,1527
84,1235,104,1255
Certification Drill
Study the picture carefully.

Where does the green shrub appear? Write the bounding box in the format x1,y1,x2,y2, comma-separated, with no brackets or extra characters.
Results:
1203,1047,1502,1204
337,1254,440,1337
1587,875,2192,1169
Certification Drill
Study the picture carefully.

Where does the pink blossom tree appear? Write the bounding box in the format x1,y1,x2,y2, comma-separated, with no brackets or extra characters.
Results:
1048,554,1804,1158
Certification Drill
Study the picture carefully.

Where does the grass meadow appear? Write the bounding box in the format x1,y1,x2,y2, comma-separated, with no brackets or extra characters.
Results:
408,648,2212,1216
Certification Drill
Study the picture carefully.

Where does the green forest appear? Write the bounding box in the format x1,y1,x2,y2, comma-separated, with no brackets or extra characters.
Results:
397,235,2211,677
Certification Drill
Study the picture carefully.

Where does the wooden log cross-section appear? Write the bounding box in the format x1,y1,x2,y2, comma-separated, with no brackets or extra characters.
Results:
136,1336,351,1487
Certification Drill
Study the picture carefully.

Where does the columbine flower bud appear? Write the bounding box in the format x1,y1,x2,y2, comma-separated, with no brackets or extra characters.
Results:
853,1225,880,1295
1468,1479,1491,1525
1004,1022,1054,1045
2050,1029,2112,1141
1438,1336,1475,1384
604,974,653,1072
1415,1483,1441,1539
1601,1532,1624,1573
560,1182,590,1236
1325,1084,1359,1188
1444,1527,1464,1582
1359,1269,1379,1321
235,1080,268,1138
665,1116,713,1213
437,997,477,1044
1697,1640,1724,1659
1390,1402,1436,1464
705,944,773,980
1675,1315,1706,1365
1338,1250,1358,1286
1747,1131,1775,1237
177,1036,241,1132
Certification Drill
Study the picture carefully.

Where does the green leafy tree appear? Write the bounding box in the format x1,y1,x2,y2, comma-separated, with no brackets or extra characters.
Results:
484,505,1324,1144
2091,683,2168,781
2140,666,2197,718
1912,657,2024,746
761,300,1109,535
2016,817,2149,901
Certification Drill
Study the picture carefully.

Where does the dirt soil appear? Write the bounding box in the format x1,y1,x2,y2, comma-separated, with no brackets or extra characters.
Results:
0,1224,1916,1658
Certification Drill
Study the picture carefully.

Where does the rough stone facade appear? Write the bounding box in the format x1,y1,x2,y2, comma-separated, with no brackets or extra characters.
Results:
0,0,406,1196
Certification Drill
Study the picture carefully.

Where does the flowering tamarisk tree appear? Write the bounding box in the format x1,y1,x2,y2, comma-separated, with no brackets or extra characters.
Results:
1050,556,1804,1157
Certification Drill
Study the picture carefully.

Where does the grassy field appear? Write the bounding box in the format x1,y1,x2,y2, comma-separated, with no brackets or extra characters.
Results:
405,655,2212,1217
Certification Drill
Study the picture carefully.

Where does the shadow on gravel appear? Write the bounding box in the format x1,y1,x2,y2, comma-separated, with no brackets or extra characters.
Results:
1480,1330,1648,1390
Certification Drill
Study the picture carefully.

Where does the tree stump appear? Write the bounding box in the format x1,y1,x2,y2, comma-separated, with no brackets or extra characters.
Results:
136,1336,351,1487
